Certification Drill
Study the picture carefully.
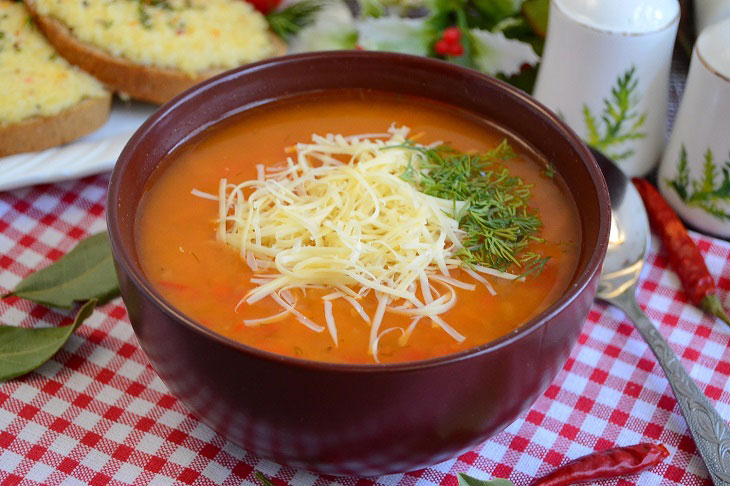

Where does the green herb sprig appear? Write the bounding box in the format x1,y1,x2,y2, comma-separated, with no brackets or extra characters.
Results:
136,0,183,30
422,0,546,91
137,1,152,29
400,139,548,275
267,0,324,39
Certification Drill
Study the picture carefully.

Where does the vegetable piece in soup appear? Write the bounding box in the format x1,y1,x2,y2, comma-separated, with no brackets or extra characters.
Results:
136,90,581,364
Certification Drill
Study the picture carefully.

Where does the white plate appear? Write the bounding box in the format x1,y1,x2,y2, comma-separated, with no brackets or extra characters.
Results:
0,99,157,192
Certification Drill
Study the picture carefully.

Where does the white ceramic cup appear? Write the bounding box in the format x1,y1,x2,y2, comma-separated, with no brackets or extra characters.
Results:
695,0,730,34
533,0,680,177
658,18,730,238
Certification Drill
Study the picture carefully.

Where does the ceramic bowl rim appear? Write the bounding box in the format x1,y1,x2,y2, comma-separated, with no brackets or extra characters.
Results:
107,50,611,374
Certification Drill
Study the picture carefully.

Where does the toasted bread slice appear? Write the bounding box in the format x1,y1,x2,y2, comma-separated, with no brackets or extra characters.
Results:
0,0,110,157
25,0,286,105
0,96,111,157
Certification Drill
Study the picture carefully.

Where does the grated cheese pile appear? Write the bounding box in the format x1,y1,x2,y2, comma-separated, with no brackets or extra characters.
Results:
204,126,520,361
0,0,107,124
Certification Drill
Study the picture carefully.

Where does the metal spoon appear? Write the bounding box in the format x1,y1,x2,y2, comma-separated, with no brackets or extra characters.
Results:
592,149,730,485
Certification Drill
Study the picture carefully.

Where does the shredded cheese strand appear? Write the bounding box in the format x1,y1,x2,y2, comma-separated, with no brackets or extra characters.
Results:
209,126,517,360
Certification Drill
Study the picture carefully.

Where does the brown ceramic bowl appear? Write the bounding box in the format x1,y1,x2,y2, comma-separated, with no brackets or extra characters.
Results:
107,51,610,476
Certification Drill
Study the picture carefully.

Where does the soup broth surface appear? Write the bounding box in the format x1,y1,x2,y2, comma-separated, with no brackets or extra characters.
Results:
136,90,581,364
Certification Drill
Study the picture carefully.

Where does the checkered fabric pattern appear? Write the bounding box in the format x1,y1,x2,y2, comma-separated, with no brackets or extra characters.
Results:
1,174,728,486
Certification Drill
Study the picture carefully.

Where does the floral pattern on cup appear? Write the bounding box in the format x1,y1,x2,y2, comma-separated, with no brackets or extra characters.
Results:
666,145,730,221
532,0,679,177
582,65,647,163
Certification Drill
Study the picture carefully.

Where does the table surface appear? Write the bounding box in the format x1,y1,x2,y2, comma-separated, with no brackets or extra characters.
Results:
1,168,729,486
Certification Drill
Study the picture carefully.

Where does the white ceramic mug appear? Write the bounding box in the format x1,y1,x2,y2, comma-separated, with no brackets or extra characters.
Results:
533,0,680,177
695,0,730,34
658,18,730,238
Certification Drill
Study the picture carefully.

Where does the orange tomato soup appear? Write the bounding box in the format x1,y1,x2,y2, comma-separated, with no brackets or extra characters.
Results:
136,90,581,364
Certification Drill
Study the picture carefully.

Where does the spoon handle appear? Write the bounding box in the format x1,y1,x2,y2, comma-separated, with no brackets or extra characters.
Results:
612,289,730,485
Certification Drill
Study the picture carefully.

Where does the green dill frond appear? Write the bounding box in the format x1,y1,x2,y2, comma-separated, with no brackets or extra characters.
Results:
137,1,152,28
267,0,324,39
542,162,555,179
397,140,549,274
516,255,550,279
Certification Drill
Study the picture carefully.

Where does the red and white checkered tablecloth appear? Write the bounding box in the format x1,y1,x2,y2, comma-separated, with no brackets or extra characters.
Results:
1,174,728,486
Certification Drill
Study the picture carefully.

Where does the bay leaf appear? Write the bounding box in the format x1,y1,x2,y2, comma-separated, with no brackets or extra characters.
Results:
3,232,119,309
0,299,97,382
458,473,514,486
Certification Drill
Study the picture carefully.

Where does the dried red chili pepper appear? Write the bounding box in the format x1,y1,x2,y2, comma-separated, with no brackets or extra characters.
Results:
530,443,669,486
632,178,730,326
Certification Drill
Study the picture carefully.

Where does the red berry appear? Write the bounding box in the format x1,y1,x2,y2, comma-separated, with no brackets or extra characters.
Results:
442,27,461,44
435,39,451,56
244,0,282,14
449,43,464,57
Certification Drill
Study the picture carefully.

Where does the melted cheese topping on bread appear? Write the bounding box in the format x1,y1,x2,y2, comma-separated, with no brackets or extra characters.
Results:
0,1,107,125
29,0,276,75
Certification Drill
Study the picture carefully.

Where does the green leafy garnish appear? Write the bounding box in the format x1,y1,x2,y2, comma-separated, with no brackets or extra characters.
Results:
400,140,548,274
428,0,516,32
359,0,386,18
267,0,324,39
2,232,120,309
521,0,548,38
0,299,97,382
583,65,647,162
457,473,515,486
424,0,541,74
137,1,152,29
666,145,730,221
136,0,184,30
97,19,114,29
542,162,555,179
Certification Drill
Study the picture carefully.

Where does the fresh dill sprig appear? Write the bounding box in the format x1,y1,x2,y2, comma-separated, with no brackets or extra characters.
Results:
137,1,152,29
542,162,555,179
266,0,324,39
136,0,180,30
400,139,549,274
